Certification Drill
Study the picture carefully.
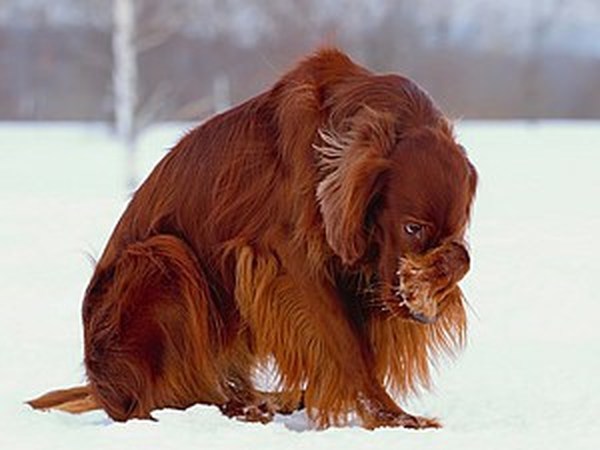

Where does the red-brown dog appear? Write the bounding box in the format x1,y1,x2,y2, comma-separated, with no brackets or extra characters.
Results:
29,48,477,429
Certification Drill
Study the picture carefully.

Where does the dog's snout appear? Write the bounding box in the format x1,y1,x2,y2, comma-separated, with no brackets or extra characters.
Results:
409,311,438,324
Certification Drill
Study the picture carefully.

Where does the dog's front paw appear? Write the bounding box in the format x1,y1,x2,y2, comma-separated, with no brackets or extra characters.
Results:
363,408,442,430
397,260,438,323
219,400,274,424
397,242,470,323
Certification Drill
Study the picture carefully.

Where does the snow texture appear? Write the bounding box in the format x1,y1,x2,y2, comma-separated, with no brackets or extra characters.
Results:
1,121,599,449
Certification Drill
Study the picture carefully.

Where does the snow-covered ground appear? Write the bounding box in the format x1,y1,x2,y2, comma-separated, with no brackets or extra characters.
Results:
1,121,599,449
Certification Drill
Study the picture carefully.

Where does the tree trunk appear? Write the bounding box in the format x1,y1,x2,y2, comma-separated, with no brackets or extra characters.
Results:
112,0,138,189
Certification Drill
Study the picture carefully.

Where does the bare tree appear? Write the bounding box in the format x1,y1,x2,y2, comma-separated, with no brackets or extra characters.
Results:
112,0,197,188
112,0,245,188
113,0,137,188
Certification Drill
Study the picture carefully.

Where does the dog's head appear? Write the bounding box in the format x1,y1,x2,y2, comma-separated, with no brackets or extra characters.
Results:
316,75,477,323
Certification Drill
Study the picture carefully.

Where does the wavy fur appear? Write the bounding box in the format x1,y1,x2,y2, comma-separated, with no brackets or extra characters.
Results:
28,48,477,429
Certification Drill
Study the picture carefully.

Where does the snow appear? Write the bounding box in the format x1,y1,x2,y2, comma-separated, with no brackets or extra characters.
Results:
1,121,599,449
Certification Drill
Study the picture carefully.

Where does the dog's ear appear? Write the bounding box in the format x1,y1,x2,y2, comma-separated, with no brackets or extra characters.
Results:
315,107,395,265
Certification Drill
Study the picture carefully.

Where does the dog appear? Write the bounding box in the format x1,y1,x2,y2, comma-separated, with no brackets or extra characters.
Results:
29,48,477,429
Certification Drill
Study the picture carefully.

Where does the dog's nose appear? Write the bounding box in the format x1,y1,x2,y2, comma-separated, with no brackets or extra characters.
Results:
409,311,438,324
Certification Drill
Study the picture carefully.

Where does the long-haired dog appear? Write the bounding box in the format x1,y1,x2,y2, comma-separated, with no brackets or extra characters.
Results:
29,48,477,429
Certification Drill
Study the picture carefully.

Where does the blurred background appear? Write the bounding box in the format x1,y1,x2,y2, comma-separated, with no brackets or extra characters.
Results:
2,0,600,124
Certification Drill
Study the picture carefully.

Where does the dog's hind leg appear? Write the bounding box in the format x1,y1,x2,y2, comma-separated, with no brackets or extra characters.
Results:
82,234,228,421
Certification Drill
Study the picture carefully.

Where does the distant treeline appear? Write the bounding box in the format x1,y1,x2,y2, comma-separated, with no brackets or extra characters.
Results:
1,24,599,121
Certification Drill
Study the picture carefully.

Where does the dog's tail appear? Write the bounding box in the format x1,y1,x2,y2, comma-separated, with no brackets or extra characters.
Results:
27,385,101,414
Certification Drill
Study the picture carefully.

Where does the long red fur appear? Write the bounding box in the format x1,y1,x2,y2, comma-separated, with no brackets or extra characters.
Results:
28,48,477,429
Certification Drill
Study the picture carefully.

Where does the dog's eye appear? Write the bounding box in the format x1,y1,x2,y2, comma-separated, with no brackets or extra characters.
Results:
404,223,423,236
